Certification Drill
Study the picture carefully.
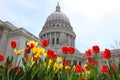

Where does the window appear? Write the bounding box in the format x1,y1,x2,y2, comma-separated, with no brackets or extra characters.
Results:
79,61,81,65
73,60,77,65
57,24,59,27
52,38,54,44
56,38,59,44
49,25,51,27
53,24,55,27
48,38,50,43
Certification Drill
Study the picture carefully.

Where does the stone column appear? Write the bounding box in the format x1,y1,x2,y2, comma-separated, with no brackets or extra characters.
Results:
77,60,79,64
73,37,75,47
68,35,70,46
72,37,74,46
70,36,72,46
0,28,9,55
50,32,51,44
55,32,56,44
45,34,47,39
71,59,73,64
71,37,73,46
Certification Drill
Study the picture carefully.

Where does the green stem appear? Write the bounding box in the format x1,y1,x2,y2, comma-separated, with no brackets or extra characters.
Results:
71,54,73,65
63,54,66,63
7,71,9,80
15,55,18,67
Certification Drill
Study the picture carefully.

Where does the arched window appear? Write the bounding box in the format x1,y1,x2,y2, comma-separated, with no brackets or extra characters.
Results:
56,38,59,44
52,38,54,44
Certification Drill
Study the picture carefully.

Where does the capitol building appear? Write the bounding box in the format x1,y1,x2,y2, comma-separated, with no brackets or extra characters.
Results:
0,3,86,66
0,3,119,67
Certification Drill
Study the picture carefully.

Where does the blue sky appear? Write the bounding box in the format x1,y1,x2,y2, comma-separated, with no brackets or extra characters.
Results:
0,0,120,53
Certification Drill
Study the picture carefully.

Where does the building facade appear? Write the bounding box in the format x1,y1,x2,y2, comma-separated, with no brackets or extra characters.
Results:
0,20,38,65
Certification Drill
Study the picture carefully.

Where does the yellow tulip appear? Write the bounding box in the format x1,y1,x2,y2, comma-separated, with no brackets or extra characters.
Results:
72,65,75,71
43,62,46,67
36,48,45,54
31,61,35,65
65,66,70,72
49,59,53,65
26,56,33,62
14,49,23,55
86,70,91,75
57,57,63,63
27,40,38,48
54,63,59,70
84,64,88,68
43,53,47,58
36,52,42,58
32,47,37,54
58,64,63,70
82,72,84,75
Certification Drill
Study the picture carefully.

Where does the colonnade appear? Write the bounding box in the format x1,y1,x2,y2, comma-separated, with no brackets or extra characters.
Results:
40,32,75,46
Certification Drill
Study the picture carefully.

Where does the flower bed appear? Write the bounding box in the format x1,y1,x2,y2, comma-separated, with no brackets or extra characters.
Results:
0,40,120,80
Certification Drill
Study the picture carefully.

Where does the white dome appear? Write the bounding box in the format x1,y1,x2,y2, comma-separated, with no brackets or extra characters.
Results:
46,12,70,24
45,3,70,24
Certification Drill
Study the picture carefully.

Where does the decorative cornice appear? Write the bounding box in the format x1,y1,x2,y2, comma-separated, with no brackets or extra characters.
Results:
0,20,17,30
8,28,39,40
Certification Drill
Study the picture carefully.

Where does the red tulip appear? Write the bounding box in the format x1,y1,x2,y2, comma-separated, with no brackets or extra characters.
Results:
75,64,81,73
118,53,120,57
41,40,49,47
61,46,68,54
47,49,56,60
87,57,93,63
92,61,98,66
101,65,110,76
33,56,37,61
112,65,117,71
25,48,31,54
65,66,70,72
80,68,85,72
68,47,75,54
8,67,13,72
92,45,100,53
64,60,69,66
10,40,17,48
85,49,92,56
0,55,4,61
16,66,21,74
81,76,85,80
102,49,111,59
